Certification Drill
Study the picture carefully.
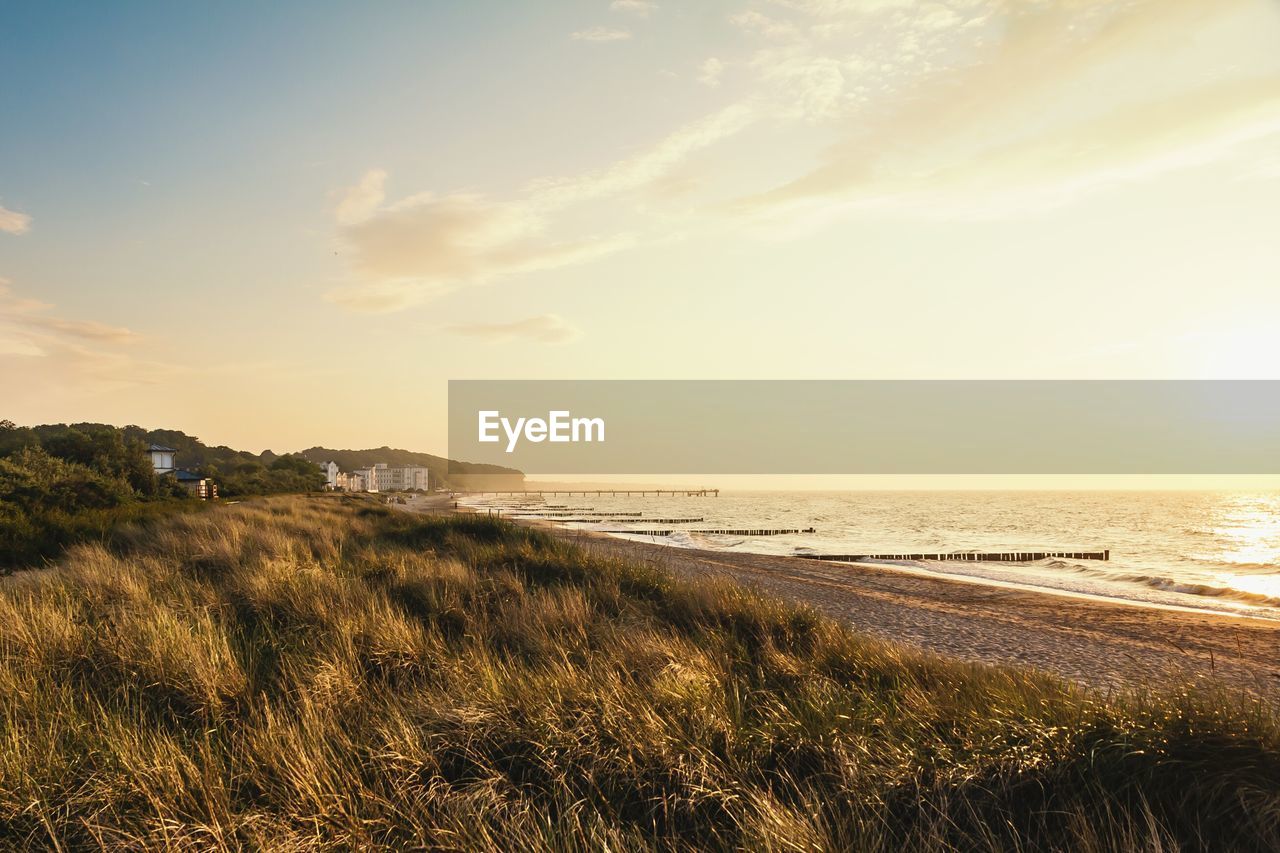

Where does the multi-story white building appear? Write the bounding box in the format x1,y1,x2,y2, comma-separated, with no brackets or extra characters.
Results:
377,463,430,491
333,464,429,492
315,460,339,489
335,470,368,492
352,467,376,491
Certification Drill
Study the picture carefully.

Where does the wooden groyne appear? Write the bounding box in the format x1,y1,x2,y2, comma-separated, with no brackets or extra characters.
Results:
584,517,706,524
454,489,719,497
599,528,815,536
800,550,1110,563
512,511,644,517
476,511,703,523
537,517,707,523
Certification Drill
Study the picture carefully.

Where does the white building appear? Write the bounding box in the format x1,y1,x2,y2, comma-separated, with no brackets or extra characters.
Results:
330,463,430,492
315,460,339,489
147,444,217,500
352,467,376,491
346,463,430,492
148,444,177,474
335,470,368,492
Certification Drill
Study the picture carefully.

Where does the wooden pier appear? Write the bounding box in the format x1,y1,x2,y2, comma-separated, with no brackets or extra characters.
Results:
598,528,815,536
454,489,719,497
800,550,1109,563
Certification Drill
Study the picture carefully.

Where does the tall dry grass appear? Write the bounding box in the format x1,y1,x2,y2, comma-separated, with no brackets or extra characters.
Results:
1,494,1278,850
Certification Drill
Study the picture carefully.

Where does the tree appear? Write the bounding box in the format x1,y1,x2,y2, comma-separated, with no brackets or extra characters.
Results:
0,419,35,458
0,446,132,513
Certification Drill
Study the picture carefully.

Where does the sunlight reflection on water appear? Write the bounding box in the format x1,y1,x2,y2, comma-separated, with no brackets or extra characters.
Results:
461,490,1280,619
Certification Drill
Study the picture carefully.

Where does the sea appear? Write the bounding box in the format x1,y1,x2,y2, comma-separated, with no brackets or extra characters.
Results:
456,491,1280,621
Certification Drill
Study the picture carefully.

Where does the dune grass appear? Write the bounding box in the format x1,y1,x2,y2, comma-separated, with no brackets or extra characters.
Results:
1,494,1278,850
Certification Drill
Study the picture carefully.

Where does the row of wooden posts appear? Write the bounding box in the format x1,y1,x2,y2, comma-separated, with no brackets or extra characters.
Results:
455,489,719,497
472,508,1109,561
800,550,1111,562
598,528,817,536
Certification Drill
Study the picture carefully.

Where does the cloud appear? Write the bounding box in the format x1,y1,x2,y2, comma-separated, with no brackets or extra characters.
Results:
327,0,1280,315
698,57,726,88
527,103,755,206
729,10,797,40
445,314,582,344
731,0,1280,219
328,192,634,311
334,169,387,225
328,103,754,312
0,203,31,235
22,315,140,344
611,0,657,16
0,281,138,348
571,27,631,43
0,279,174,391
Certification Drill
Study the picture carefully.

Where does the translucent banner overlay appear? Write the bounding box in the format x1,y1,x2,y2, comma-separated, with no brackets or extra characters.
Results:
448,380,1280,474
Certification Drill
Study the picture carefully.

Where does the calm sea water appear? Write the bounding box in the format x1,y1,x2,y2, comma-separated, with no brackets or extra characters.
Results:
458,491,1280,621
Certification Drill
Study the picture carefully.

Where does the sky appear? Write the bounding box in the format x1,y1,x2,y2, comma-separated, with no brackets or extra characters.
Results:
3,0,1280,464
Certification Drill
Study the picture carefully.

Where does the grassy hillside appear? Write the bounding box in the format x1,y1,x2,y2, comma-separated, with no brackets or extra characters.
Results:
1,496,1277,850
0,422,325,570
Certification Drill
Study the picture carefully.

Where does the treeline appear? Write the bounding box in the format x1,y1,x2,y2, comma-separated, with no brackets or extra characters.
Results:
0,421,325,570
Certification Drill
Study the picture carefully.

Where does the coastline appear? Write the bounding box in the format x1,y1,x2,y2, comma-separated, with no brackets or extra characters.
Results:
423,499,1280,700
566,527,1280,699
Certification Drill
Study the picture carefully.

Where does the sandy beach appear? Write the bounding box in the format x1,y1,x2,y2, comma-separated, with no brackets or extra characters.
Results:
567,530,1280,699
406,497,1280,701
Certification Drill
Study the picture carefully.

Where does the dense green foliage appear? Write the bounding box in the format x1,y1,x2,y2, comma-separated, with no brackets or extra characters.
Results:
204,455,327,498
0,424,182,569
2,495,1276,850
0,421,324,569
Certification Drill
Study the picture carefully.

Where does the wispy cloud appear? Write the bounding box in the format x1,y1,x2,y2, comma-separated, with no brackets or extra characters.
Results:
611,0,657,17
527,104,754,207
0,281,138,350
729,10,797,40
0,278,176,391
333,168,387,225
698,57,726,88
327,185,636,312
0,203,31,235
571,26,631,43
327,103,754,312
445,314,582,344
732,0,1280,219
329,0,1280,315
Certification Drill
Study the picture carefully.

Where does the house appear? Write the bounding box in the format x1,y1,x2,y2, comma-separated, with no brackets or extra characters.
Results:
174,469,218,500
335,470,368,492
147,444,177,474
316,460,339,489
147,444,217,500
